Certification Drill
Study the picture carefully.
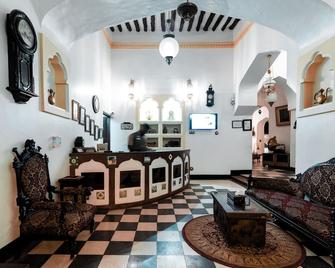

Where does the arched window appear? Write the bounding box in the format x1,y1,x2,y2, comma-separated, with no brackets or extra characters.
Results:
264,121,269,135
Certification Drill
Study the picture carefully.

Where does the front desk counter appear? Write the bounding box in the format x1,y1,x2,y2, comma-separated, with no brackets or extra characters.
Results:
69,149,190,209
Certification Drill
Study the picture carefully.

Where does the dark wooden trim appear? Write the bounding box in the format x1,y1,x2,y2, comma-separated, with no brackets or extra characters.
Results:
143,17,148,32
109,26,115,32
190,174,231,180
170,10,176,32
134,20,140,32
179,18,185,32
150,15,155,32
229,18,241,30
203,13,215,31
221,17,232,31
161,12,166,32
125,22,132,32
117,24,122,32
230,170,252,176
0,236,23,262
196,11,205,31
212,15,224,31
187,16,195,31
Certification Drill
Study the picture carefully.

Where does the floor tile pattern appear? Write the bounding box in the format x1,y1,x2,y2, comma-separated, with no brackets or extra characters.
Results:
10,183,332,268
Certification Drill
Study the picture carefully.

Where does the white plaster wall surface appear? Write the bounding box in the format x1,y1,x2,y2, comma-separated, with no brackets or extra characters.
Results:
32,0,335,49
108,48,252,175
0,0,112,248
233,24,299,114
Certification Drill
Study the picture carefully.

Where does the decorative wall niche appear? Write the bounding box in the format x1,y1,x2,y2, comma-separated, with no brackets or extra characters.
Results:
40,34,71,118
299,52,334,117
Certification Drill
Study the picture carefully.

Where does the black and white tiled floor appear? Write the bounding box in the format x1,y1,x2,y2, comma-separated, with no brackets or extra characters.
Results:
11,180,333,268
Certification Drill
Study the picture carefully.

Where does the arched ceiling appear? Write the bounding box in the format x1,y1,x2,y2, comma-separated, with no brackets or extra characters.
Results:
31,0,335,48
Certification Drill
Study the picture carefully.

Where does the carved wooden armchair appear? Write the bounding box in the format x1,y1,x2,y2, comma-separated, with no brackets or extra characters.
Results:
12,139,96,258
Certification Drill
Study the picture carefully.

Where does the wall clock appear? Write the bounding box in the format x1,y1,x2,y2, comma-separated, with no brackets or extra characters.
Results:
6,10,38,103
92,95,100,113
206,84,215,107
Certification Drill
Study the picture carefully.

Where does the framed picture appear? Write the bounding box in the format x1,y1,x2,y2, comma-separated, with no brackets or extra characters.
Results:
98,128,103,139
275,105,290,126
94,125,99,140
84,115,90,132
90,119,95,136
232,120,243,129
71,100,80,121
242,119,252,131
79,106,86,125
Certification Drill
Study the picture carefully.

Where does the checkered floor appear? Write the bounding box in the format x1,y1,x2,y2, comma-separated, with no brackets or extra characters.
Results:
11,182,333,268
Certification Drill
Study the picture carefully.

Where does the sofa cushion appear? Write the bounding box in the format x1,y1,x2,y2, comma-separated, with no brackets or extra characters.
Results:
247,189,332,241
301,158,335,207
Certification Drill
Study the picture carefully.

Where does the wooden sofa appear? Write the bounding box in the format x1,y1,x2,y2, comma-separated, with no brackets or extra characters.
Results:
246,158,335,267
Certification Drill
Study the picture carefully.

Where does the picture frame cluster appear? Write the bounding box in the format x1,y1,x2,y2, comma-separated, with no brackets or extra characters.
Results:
72,100,103,141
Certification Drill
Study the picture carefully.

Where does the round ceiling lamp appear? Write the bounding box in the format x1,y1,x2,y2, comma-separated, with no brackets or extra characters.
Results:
159,18,179,65
177,0,198,21
263,54,276,95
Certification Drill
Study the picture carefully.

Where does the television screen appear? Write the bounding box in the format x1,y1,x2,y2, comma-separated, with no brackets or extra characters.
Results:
152,167,166,184
120,170,141,189
189,113,218,130
173,164,182,178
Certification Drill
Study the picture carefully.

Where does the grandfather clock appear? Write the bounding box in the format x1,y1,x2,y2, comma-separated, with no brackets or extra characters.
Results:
206,84,215,107
6,10,38,103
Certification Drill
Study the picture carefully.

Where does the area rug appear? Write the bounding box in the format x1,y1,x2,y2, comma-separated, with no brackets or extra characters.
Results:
182,215,305,268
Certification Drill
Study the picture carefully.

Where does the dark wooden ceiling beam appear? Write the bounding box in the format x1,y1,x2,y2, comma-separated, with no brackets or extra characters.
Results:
196,11,205,31
179,18,185,32
203,13,215,31
125,22,132,32
229,18,241,30
212,15,224,31
221,16,232,31
143,17,148,32
151,15,155,32
134,20,140,32
110,26,115,32
117,24,122,32
161,12,166,32
170,10,176,32
187,16,194,31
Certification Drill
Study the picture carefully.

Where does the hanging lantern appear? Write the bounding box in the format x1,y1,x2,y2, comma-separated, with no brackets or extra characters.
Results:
159,33,179,65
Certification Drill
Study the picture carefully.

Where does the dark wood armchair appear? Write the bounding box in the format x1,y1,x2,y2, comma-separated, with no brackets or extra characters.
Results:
12,139,96,258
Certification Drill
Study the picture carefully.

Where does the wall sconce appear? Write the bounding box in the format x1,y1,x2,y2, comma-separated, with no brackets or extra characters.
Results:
230,95,235,106
186,79,193,100
128,79,135,100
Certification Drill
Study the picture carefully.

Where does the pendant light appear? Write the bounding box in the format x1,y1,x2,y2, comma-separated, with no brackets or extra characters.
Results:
159,13,179,65
263,54,277,106
177,0,198,21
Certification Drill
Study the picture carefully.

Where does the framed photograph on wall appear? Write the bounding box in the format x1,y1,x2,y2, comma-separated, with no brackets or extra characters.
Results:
94,125,99,140
232,120,243,129
90,119,95,136
71,100,80,121
242,119,252,131
275,105,290,126
84,115,90,132
98,128,103,139
79,106,86,125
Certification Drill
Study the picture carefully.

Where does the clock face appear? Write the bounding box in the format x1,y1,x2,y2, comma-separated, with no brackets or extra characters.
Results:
17,19,35,48
92,95,100,113
208,94,213,100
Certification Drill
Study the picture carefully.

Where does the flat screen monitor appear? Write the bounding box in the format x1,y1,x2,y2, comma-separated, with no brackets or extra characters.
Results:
120,170,141,189
152,167,166,184
189,113,218,130
173,164,182,178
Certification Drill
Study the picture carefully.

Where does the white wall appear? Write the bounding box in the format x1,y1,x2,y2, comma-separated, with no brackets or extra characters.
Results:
108,48,252,175
296,35,335,172
0,0,112,248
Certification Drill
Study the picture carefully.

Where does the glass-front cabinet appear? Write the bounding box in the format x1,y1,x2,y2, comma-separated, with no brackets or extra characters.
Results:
138,97,184,149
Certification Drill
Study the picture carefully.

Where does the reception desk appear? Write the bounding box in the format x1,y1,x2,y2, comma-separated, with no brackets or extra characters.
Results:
69,149,190,209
